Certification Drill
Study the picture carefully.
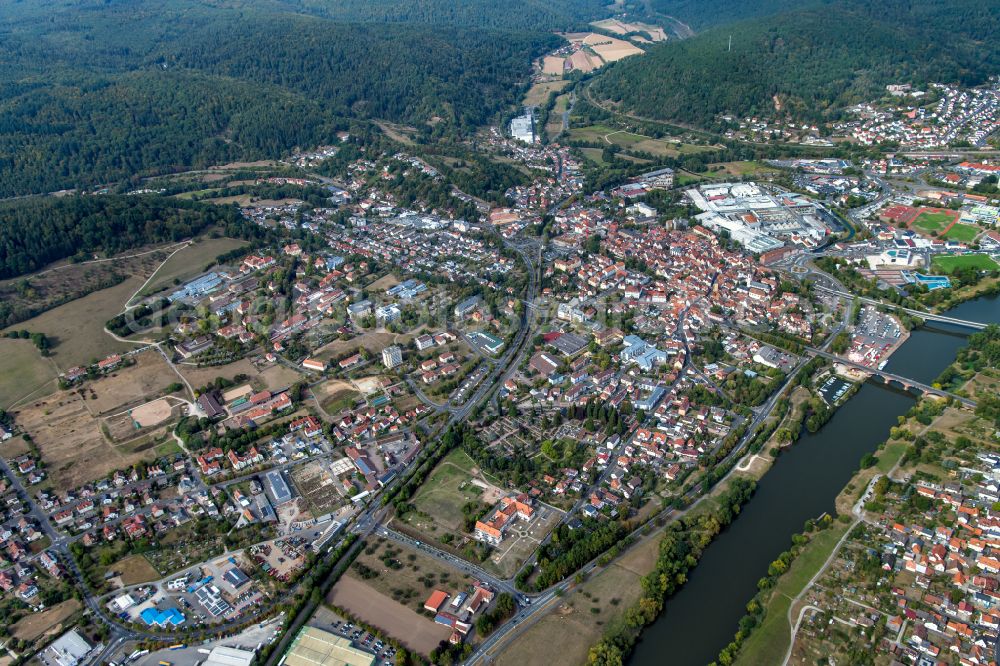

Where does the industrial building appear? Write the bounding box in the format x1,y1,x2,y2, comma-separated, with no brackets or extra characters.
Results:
687,182,836,252
510,112,536,144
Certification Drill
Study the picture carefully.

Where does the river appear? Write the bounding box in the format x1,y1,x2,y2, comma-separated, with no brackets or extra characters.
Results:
629,294,1000,666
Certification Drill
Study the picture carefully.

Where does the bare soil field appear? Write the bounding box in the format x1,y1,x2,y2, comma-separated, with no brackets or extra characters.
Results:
0,338,57,410
11,599,81,642
328,575,451,656
130,397,175,427
2,277,143,370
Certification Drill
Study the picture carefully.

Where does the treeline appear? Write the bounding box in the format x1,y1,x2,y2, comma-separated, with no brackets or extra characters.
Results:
528,520,629,591
0,195,241,279
592,0,999,129
587,477,757,665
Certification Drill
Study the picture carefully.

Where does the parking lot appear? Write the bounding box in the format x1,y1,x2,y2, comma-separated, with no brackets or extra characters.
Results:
310,606,396,666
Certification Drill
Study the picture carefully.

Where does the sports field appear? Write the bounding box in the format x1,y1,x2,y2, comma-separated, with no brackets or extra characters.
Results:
932,253,1000,273
943,223,980,243
911,209,958,235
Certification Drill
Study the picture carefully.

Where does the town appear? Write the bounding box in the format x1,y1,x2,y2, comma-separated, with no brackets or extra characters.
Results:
0,22,998,666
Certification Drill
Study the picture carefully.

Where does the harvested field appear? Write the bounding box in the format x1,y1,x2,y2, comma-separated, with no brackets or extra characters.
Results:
11,599,81,642
2,277,142,370
0,338,57,410
591,18,667,41
328,575,451,656
542,56,565,76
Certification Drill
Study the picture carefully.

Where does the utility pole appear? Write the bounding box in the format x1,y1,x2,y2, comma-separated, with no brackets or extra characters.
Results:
728,34,732,52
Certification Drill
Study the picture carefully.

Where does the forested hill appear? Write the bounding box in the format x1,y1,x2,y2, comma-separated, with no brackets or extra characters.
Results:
0,196,243,280
0,0,577,198
649,0,815,31
590,0,1000,130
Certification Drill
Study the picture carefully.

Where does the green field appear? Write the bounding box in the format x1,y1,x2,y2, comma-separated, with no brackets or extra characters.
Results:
403,449,496,535
943,223,980,243
932,253,1000,274
568,124,715,158
912,210,956,234
734,524,850,666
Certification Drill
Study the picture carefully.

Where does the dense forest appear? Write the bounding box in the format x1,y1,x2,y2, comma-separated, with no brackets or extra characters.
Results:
592,0,1000,129
0,0,570,197
0,196,242,279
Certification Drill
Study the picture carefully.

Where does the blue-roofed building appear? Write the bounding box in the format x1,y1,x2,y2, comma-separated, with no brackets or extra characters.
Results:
140,607,185,627
169,272,224,302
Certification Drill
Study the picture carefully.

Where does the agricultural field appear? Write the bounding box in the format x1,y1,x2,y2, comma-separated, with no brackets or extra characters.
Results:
327,575,452,656
1,277,143,370
523,80,569,108
942,222,980,243
0,338,57,410
590,18,667,42
931,253,1000,274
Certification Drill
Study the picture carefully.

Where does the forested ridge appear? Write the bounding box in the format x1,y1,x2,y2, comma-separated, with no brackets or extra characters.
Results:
0,196,242,279
0,0,570,197
592,0,1000,129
